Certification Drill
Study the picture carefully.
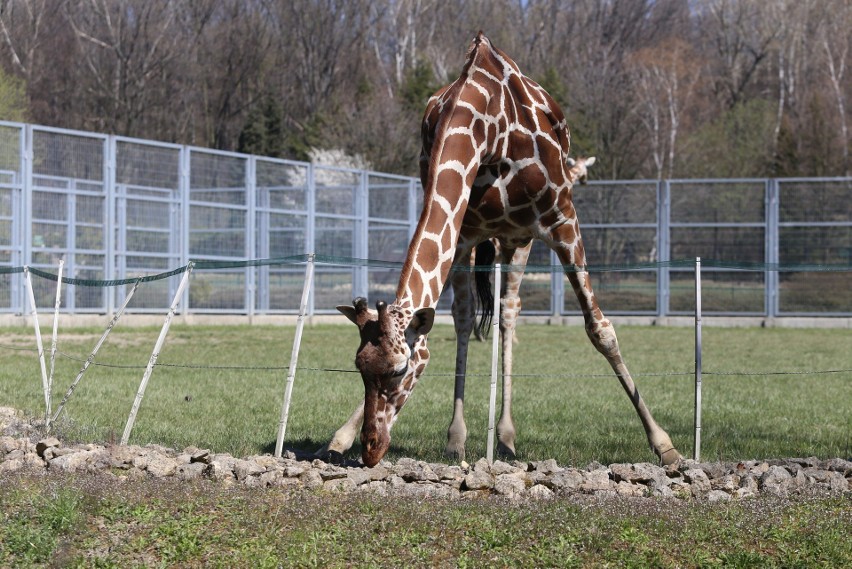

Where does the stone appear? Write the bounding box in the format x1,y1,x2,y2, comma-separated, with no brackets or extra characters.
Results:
176,462,206,481
683,469,711,497
318,466,348,481
49,450,96,472
822,458,852,476
494,473,526,499
324,478,356,492
233,459,265,481
364,464,390,481
145,453,178,478
0,458,24,472
738,475,759,497
615,481,645,497
284,464,306,477
790,456,821,468
610,462,668,487
531,459,561,475
548,468,584,491
436,465,465,482
347,468,372,486
207,457,237,481
0,436,21,453
190,449,211,464
707,490,731,502
299,469,323,489
527,484,554,500
711,474,740,492
490,460,521,476
463,470,493,491
760,465,793,495
580,469,613,493
36,437,61,458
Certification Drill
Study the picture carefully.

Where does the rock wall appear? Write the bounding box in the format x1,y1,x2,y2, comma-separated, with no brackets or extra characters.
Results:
2,407,849,501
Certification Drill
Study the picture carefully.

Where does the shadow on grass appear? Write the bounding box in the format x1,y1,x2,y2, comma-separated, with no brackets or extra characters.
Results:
261,437,426,467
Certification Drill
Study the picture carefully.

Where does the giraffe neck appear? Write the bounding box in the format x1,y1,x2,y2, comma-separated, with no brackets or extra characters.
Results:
395,34,496,311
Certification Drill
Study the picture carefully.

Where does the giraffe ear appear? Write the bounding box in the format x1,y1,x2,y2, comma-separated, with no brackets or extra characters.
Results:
566,157,576,167
585,156,596,167
337,305,358,325
409,307,435,336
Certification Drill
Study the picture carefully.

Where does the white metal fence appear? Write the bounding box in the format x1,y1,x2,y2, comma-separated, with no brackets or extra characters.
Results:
1,121,850,317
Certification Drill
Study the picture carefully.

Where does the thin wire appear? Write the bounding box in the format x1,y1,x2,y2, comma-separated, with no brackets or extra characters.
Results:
0,343,39,352
11,347,849,379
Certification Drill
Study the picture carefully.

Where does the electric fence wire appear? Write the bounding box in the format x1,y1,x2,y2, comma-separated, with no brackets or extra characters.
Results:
1,343,849,379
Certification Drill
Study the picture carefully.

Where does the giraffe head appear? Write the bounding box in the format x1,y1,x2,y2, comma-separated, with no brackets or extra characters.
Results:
567,156,596,185
337,298,434,466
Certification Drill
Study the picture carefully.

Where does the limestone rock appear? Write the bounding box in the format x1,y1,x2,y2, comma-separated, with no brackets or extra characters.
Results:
36,437,61,458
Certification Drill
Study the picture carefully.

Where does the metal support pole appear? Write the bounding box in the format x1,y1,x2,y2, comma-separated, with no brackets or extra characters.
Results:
275,254,316,457
46,258,64,426
121,263,194,445
694,257,703,461
486,263,501,464
51,278,142,428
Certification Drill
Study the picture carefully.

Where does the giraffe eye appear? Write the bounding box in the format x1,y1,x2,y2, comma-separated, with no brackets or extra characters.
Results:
390,363,409,379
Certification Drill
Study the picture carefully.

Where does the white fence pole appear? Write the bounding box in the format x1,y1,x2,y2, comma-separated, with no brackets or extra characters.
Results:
694,257,703,461
23,266,50,417
275,254,316,458
45,258,64,427
486,263,501,464
51,278,142,428
121,263,194,445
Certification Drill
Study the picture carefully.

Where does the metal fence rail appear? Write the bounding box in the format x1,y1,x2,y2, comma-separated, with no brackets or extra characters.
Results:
1,121,850,318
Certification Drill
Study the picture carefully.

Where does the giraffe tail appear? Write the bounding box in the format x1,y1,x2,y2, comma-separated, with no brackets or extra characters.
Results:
474,240,496,340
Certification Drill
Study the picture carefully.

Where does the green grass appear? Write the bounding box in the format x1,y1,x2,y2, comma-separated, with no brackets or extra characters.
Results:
1,474,850,568
0,323,850,464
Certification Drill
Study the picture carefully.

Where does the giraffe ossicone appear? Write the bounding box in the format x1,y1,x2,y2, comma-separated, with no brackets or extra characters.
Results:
325,32,682,468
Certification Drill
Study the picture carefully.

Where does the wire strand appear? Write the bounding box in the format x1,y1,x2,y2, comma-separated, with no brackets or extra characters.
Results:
3,344,848,380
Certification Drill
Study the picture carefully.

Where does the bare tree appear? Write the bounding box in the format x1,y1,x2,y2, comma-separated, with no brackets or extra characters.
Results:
629,39,704,179
0,0,48,82
702,0,780,109
62,0,187,134
819,0,851,174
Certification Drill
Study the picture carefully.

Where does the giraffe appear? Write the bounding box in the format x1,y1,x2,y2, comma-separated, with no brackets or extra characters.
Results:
319,158,594,464
328,32,682,468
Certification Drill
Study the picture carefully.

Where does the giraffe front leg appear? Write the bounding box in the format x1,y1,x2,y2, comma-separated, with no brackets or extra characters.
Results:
565,269,682,465
315,401,364,462
446,262,475,461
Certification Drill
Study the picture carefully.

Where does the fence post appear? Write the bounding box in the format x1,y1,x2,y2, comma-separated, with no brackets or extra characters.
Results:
486,263,501,464
45,258,64,427
23,266,50,417
121,263,194,445
694,257,703,461
275,254,316,457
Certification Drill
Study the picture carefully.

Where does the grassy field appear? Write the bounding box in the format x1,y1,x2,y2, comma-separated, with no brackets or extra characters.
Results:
2,323,851,568
0,322,849,465
1,473,850,568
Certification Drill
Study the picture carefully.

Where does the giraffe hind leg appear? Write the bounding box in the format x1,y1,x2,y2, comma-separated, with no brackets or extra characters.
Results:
495,243,531,459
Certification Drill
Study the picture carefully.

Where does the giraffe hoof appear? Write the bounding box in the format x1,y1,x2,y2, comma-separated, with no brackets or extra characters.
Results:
316,449,346,465
496,442,516,461
658,447,683,466
444,445,466,462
